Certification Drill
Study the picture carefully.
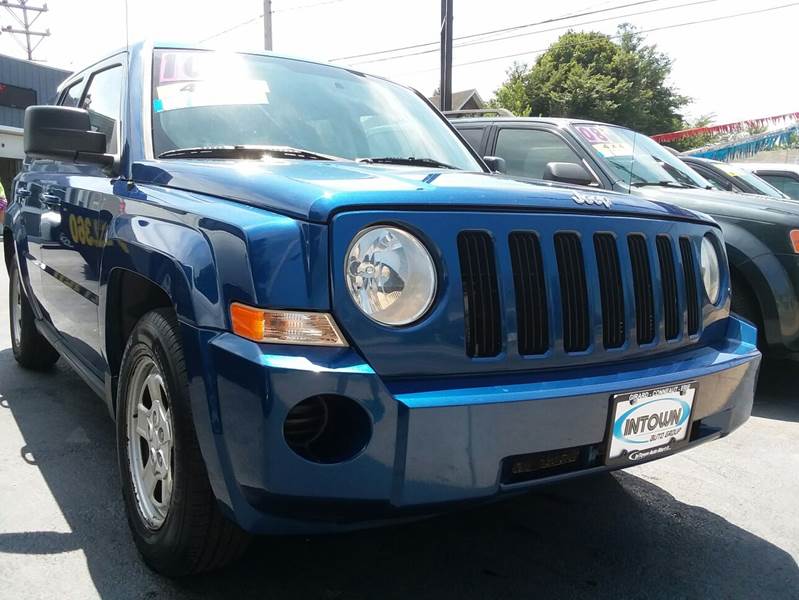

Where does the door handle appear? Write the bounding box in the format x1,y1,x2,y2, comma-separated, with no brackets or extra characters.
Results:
41,194,62,208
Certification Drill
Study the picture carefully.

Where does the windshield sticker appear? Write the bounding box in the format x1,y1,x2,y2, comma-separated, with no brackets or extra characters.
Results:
154,79,270,112
575,124,634,157
717,164,742,177
153,51,270,112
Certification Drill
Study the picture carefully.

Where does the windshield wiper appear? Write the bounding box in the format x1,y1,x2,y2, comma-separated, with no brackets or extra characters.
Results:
631,180,697,189
356,156,458,170
158,145,342,161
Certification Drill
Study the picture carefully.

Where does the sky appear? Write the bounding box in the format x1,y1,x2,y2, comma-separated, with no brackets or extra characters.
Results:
0,0,795,128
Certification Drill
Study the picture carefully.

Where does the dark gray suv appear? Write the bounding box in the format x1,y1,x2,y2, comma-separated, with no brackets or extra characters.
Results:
450,113,799,358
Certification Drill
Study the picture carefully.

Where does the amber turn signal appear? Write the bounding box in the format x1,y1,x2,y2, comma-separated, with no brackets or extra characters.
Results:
230,303,347,347
790,230,799,254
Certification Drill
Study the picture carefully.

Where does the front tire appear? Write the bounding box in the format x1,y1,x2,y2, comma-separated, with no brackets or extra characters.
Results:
8,259,59,370
116,309,249,576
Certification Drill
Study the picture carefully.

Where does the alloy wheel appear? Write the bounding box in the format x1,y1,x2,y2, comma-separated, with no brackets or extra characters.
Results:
126,356,175,530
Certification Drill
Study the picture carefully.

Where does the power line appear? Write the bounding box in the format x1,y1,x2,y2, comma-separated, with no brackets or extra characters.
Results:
272,0,348,13
345,0,720,66
329,0,662,62
443,0,719,51
199,13,263,43
0,0,50,61
421,1,799,72
199,0,351,43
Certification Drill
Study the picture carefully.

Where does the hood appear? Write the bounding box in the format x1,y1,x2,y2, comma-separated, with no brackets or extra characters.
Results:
630,185,799,225
132,158,714,225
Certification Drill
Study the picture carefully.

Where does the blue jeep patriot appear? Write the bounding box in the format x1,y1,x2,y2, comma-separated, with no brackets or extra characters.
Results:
4,43,760,575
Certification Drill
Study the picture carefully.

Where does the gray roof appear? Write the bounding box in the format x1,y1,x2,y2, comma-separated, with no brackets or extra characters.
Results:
0,53,71,128
429,89,484,110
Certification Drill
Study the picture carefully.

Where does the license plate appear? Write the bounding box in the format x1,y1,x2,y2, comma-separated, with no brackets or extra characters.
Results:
605,382,696,465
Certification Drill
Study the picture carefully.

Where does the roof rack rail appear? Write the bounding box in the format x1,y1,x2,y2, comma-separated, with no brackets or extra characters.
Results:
444,108,515,118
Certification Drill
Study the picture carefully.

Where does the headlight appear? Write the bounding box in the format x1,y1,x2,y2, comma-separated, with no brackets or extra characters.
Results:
700,235,721,304
345,226,436,325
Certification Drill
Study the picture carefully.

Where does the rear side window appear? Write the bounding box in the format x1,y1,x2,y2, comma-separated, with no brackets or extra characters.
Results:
495,128,587,180
458,127,485,152
692,165,734,192
81,66,123,154
59,80,84,107
759,173,799,199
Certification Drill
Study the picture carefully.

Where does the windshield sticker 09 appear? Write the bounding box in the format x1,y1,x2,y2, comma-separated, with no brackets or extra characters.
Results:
154,80,270,113
153,51,270,113
575,124,634,158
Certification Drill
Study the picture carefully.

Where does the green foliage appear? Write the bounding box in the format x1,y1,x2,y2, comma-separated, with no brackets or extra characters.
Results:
491,24,689,135
666,113,720,153
488,63,531,116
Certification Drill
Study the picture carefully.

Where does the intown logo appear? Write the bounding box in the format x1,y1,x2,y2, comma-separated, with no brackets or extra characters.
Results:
571,191,613,209
624,408,682,436
613,397,691,444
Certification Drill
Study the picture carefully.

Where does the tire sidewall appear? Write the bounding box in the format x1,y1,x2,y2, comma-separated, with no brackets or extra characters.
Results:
8,261,23,360
116,313,190,566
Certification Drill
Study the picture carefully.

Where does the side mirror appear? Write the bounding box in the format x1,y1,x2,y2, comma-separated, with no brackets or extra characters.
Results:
24,106,111,165
483,156,506,173
543,161,595,186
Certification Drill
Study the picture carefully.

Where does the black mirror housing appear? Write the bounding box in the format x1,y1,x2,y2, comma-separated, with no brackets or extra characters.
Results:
483,156,507,173
543,161,594,186
24,106,110,164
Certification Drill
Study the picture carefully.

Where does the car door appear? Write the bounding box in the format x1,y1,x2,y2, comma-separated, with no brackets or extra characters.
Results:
15,78,87,311
37,59,124,375
487,124,605,186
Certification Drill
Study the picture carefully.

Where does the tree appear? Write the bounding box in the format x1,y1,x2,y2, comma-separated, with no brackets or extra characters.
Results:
488,63,531,116
491,25,689,135
666,113,720,152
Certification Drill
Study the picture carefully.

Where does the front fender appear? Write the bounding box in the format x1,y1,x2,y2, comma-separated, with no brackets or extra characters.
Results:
99,213,223,329
722,221,799,351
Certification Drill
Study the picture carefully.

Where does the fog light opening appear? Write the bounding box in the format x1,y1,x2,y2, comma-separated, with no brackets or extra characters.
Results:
283,395,371,464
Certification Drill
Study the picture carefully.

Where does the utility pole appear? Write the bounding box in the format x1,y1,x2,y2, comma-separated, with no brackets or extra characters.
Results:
264,0,273,51
0,0,50,61
439,0,453,111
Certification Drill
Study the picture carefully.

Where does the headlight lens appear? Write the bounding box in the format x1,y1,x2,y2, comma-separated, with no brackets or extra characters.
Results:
700,235,721,304
345,226,436,326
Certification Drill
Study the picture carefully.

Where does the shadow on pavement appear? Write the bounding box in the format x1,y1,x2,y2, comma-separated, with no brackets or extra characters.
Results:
1,347,797,599
752,358,799,423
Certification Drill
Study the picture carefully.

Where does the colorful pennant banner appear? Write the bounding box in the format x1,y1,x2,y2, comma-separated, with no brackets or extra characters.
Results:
652,111,799,143
683,125,799,161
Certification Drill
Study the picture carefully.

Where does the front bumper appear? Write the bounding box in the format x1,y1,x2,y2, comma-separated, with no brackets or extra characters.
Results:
181,316,760,535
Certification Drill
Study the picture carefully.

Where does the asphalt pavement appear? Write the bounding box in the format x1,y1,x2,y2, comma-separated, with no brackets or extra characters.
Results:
0,266,797,599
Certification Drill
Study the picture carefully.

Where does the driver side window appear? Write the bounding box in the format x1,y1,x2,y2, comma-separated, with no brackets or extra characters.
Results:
495,128,590,181
693,165,734,192
81,65,123,154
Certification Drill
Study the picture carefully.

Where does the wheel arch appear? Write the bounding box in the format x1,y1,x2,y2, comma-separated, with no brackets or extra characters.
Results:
99,220,227,413
724,229,798,352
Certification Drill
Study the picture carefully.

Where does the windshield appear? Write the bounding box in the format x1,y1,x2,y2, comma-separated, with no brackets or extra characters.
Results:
572,123,711,188
150,49,481,170
717,163,788,198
